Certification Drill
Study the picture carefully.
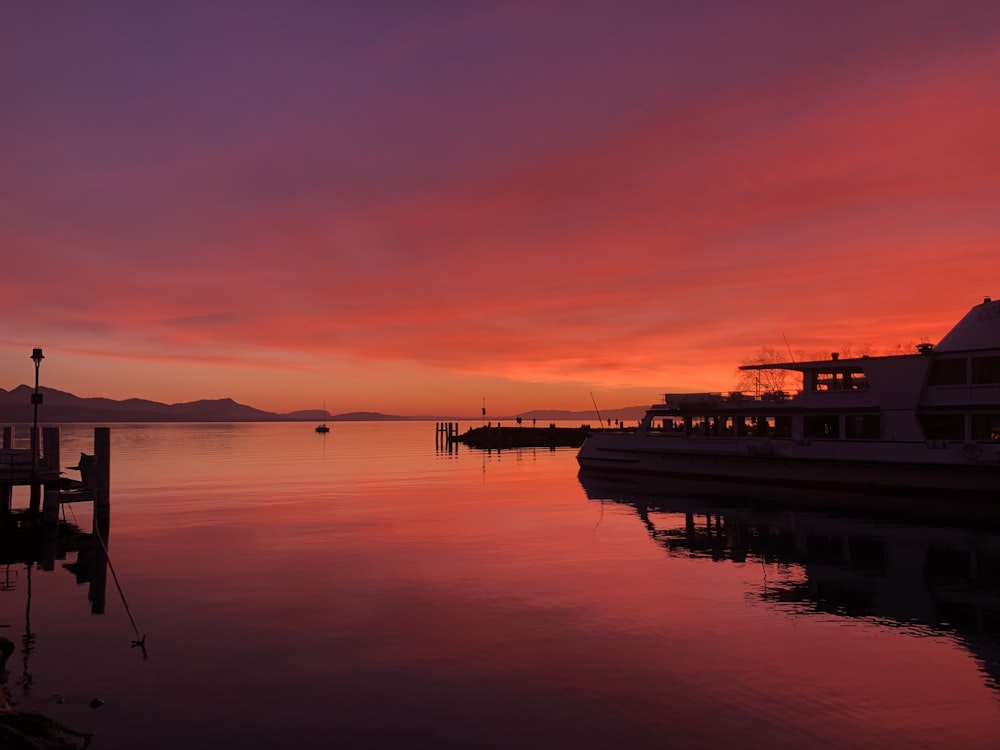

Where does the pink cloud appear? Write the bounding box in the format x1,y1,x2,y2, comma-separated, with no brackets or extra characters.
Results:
2,2,998,411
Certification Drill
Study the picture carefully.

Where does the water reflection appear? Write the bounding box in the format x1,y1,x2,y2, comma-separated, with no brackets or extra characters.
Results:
0,509,109,714
0,511,108,613
578,470,1000,695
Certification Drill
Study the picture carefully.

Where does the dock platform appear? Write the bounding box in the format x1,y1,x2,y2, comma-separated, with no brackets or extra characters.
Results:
2,426,110,519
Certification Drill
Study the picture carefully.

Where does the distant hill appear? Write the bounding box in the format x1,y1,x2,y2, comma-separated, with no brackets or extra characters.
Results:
0,386,416,423
0,385,650,424
0,385,279,423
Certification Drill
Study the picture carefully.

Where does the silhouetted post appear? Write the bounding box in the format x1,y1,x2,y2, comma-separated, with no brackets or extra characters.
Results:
29,349,44,476
90,512,109,615
1,427,10,513
29,476,41,513
41,484,61,571
29,349,44,511
42,487,61,535
41,522,59,571
42,427,59,476
93,427,111,520
436,422,453,447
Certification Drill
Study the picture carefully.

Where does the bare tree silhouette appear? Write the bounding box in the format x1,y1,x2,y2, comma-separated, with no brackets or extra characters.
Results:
734,346,792,396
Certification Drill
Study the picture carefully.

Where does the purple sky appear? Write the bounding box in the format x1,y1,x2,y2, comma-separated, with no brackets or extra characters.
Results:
2,1,998,414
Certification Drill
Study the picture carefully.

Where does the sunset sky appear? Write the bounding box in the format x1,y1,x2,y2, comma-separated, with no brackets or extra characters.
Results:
2,1,998,416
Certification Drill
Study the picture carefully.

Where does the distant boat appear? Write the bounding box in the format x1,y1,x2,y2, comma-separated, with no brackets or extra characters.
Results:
316,402,330,433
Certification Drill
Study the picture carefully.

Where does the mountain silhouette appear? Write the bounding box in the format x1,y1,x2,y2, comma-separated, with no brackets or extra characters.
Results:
0,385,282,422
0,385,650,423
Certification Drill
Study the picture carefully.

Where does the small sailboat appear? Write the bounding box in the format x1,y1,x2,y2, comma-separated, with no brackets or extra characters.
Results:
315,402,330,433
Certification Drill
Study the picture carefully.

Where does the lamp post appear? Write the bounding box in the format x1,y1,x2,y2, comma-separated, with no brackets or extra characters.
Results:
30,348,44,478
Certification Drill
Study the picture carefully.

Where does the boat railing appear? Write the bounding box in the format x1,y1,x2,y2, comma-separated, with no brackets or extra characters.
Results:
663,390,801,407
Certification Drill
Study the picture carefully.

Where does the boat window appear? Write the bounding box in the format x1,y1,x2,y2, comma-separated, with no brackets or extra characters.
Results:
804,415,839,438
918,413,964,440
686,416,736,436
811,367,868,391
712,417,734,436
753,416,773,437
748,416,792,438
689,416,708,435
971,413,1000,441
845,414,880,439
971,356,1000,384
652,417,683,433
928,358,967,386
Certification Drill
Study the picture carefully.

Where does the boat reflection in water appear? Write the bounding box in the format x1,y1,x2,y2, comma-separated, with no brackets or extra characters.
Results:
578,470,1000,695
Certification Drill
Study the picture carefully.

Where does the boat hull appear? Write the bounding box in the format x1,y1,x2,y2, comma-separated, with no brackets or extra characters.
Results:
577,433,1000,499
578,469,1000,531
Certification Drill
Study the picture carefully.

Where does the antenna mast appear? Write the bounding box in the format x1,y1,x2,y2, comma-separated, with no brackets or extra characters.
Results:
782,333,796,362
590,392,605,427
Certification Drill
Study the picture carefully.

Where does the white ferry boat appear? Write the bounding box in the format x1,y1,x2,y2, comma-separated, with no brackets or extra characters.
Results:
577,297,1000,498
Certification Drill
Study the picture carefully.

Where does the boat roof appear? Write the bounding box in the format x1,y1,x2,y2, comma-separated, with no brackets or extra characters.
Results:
935,296,1000,352
739,354,902,372
741,297,999,371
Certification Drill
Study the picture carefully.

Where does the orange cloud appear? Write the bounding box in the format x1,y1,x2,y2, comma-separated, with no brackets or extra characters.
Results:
2,3,998,413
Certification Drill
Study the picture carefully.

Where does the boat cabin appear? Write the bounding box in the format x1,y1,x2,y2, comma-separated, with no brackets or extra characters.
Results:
646,297,1000,445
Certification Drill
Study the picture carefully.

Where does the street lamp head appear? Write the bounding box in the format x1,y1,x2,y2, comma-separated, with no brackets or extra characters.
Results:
31,348,44,364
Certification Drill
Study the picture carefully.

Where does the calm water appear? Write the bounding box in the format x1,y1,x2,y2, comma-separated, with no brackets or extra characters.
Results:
3,422,1000,749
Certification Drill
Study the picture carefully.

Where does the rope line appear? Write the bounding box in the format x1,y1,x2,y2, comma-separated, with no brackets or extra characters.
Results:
91,521,148,659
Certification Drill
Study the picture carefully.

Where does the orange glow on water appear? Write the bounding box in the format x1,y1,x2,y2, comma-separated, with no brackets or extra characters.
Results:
37,422,1000,748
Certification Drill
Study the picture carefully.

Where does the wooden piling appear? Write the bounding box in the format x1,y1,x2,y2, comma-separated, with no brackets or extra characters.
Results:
435,422,459,447
93,427,111,520
0,423,109,519
41,531,58,571
42,426,59,475
29,477,41,513
42,486,61,525
1,427,12,512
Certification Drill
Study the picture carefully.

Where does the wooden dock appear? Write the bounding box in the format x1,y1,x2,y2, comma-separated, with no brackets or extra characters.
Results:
1,425,110,521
